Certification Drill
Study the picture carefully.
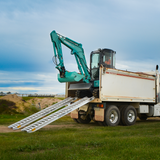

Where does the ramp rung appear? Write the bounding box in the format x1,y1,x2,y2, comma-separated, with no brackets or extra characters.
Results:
8,97,76,130
22,96,95,133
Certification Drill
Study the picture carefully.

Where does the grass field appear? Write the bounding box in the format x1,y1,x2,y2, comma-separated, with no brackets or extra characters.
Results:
1,114,160,160
21,97,65,101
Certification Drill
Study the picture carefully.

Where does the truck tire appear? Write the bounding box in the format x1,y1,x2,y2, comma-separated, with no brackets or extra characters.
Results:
104,105,120,126
138,114,148,120
121,105,137,126
77,110,91,124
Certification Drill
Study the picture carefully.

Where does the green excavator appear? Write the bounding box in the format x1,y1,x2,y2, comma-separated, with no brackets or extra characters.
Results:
50,30,116,98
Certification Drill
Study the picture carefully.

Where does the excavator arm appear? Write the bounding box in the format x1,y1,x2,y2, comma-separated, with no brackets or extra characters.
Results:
50,30,91,83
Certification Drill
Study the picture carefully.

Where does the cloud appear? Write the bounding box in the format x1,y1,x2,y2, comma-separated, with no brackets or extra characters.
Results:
116,60,157,72
0,0,160,94
0,87,39,91
0,71,65,94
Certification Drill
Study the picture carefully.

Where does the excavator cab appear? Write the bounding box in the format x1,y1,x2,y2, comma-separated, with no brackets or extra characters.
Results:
90,48,116,80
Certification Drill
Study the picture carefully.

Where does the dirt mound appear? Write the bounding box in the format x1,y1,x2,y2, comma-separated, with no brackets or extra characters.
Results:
0,94,25,112
0,94,62,112
0,94,23,103
27,98,62,109
0,99,17,114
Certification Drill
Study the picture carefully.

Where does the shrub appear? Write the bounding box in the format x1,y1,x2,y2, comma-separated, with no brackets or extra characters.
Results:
23,105,40,116
0,100,18,114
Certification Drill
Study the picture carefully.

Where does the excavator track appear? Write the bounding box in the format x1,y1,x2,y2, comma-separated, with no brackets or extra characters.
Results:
75,90,93,98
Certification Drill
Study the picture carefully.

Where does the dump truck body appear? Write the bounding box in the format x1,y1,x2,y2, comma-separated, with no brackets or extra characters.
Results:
100,68,156,103
68,67,160,126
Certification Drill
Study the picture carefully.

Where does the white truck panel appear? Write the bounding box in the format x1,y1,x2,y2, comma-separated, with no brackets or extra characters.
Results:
153,103,160,116
146,105,154,116
100,68,156,102
138,105,149,113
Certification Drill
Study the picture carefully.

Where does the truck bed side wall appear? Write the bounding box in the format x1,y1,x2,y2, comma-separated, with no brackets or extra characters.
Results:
100,68,156,103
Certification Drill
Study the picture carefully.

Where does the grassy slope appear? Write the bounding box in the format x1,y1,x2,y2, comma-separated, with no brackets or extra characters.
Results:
1,115,160,160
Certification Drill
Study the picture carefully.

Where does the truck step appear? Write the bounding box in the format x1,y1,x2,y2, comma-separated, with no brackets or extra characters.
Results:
21,96,95,133
8,97,76,130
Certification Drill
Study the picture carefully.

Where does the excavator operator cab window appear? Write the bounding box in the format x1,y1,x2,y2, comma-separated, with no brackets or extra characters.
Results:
90,53,100,80
102,49,116,69
103,53,112,65
91,53,100,68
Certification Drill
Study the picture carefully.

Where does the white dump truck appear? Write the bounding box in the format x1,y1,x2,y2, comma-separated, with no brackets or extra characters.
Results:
68,66,160,126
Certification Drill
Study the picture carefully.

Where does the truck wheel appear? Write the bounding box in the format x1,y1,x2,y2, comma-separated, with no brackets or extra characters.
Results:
105,105,120,126
138,114,148,120
78,110,91,124
121,106,137,126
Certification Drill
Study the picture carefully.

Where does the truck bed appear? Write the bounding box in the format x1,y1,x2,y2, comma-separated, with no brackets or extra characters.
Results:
100,68,156,103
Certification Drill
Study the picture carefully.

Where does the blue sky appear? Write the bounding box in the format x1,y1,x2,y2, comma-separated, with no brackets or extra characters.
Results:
0,0,160,94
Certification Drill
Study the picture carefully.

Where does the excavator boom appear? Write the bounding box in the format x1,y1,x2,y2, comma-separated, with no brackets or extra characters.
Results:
50,30,91,83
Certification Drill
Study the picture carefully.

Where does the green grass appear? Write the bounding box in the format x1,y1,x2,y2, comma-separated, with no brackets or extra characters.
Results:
22,97,34,101
22,97,64,101
56,97,65,100
22,97,56,101
0,114,27,125
1,116,160,160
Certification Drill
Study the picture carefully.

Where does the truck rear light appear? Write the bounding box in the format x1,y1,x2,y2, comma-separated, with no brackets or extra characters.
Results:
97,104,103,108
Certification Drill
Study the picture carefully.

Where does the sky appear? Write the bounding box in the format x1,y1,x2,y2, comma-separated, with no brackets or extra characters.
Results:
0,0,160,94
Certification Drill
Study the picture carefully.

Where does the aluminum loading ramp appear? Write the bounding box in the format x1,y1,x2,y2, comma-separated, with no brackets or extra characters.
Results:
8,96,94,133
8,97,76,130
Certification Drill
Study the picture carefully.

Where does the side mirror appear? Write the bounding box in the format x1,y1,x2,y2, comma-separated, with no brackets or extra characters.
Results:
156,65,159,70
